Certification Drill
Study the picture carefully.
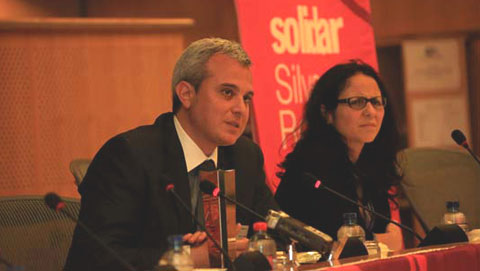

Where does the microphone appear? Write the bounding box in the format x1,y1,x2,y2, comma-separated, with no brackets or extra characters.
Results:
44,193,136,271
451,129,480,166
451,129,468,148
199,180,334,255
303,173,424,242
265,210,333,256
164,184,234,270
199,181,264,221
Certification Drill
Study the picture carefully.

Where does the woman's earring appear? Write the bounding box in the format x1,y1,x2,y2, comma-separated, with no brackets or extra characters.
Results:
321,105,330,124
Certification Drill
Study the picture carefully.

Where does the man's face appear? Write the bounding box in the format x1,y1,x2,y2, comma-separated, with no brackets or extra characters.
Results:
183,54,253,154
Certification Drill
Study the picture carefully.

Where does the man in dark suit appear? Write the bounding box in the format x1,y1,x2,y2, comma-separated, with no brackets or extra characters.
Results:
64,38,278,271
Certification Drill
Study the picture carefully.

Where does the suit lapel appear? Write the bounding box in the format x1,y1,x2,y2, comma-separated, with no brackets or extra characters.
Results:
156,113,194,232
218,145,234,170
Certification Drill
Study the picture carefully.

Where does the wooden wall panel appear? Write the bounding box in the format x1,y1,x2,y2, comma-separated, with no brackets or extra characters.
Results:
467,38,480,155
371,0,480,45
0,19,191,198
376,46,408,148
0,0,81,17
1,1,479,199
84,0,239,44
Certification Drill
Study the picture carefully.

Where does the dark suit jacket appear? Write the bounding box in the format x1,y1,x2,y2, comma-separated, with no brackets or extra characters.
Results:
64,112,278,271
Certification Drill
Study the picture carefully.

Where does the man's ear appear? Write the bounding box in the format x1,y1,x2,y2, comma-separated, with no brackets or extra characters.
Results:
175,81,196,109
321,105,333,124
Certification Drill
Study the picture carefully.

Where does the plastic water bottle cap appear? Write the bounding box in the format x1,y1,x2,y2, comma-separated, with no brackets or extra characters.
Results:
446,201,460,210
167,234,184,248
253,221,268,232
343,212,358,225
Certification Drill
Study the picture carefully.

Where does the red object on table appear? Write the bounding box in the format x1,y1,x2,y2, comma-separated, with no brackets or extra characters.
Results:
301,242,480,271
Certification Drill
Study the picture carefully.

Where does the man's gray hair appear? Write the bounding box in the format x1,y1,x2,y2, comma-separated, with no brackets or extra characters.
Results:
171,38,252,113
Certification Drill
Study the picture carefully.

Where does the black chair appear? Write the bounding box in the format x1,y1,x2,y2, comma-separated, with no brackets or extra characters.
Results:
400,147,480,232
0,195,80,271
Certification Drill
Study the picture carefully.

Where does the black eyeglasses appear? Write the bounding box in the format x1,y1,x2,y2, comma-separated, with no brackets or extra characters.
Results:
337,96,387,110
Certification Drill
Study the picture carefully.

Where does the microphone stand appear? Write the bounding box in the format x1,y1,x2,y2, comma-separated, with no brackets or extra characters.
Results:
166,186,235,271
452,129,480,167
464,146,480,167
306,173,424,242
45,194,136,271
401,183,430,234
200,181,333,255
210,193,265,222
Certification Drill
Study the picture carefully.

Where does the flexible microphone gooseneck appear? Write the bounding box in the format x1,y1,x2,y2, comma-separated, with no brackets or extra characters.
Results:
451,129,480,166
303,173,424,242
199,180,334,255
44,193,136,271
164,184,235,271
199,181,265,222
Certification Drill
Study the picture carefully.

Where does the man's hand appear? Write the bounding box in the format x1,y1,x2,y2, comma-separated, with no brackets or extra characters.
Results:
183,224,251,268
183,231,209,267
183,231,207,246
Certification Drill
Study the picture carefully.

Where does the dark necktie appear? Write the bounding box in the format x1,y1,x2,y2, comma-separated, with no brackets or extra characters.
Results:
191,159,216,229
198,159,216,172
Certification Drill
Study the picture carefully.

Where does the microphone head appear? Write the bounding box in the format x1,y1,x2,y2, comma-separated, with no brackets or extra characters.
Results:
44,192,65,211
165,183,175,192
303,172,322,189
451,129,468,148
199,180,220,197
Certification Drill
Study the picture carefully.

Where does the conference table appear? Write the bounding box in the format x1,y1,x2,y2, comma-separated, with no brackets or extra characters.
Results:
299,242,480,271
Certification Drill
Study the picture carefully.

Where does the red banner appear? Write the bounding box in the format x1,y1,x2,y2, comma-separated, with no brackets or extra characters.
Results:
235,0,378,191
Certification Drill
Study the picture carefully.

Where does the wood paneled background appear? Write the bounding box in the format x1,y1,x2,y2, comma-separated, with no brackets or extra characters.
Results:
0,19,191,197
0,0,479,198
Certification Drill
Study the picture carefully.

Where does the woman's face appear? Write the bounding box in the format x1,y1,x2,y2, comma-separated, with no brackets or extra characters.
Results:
327,73,385,150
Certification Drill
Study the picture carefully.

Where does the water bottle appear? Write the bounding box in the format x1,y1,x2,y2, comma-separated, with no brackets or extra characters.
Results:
441,201,469,232
272,243,299,271
248,221,277,265
337,212,366,242
158,235,194,271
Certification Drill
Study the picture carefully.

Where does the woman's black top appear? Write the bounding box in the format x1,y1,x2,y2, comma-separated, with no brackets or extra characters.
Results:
274,139,390,241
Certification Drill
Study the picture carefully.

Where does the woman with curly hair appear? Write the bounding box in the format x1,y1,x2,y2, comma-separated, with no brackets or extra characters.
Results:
275,60,402,241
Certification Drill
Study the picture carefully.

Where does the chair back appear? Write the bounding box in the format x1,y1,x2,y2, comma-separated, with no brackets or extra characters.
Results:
0,196,80,271
69,159,91,186
401,147,480,232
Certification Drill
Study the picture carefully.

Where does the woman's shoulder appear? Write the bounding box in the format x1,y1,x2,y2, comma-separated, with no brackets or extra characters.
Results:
284,138,344,170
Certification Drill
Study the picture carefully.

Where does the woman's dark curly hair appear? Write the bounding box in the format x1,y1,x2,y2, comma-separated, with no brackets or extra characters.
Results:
278,60,402,198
